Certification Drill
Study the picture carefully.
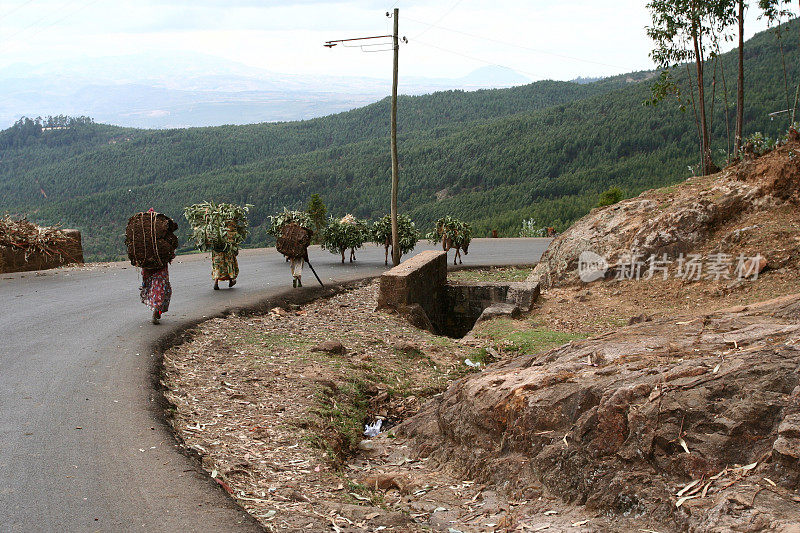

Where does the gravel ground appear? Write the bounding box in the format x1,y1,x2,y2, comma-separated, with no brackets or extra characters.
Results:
162,280,486,531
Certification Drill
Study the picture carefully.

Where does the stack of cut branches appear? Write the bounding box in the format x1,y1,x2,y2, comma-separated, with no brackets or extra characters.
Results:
0,215,71,260
267,208,313,237
184,201,251,254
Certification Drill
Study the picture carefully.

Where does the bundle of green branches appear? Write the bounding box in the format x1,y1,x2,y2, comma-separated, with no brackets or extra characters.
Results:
0,214,70,259
266,208,313,237
427,215,472,247
322,214,369,263
371,214,420,255
184,201,251,254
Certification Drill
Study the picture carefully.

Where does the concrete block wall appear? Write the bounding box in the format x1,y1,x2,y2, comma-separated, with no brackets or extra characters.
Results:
377,250,448,332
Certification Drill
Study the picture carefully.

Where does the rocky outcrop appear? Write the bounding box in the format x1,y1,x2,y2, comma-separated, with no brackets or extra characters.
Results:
396,294,800,531
531,141,800,287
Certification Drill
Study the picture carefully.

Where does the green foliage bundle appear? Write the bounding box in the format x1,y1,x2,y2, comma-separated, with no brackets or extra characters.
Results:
184,201,251,254
427,216,472,248
371,214,421,256
596,186,624,208
322,215,369,256
519,218,544,238
267,208,313,237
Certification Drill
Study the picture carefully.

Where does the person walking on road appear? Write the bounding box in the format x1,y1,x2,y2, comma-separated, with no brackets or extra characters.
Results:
275,222,312,289
290,250,307,288
125,208,179,325
140,265,171,324
211,249,238,290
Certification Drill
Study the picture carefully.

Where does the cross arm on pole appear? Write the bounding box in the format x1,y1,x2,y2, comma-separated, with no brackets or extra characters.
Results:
324,35,392,47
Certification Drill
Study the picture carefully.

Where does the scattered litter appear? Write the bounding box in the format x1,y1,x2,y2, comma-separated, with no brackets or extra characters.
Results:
363,419,383,437
678,437,690,454
572,520,590,526
676,479,700,497
543,510,558,515
676,494,699,507
464,358,481,368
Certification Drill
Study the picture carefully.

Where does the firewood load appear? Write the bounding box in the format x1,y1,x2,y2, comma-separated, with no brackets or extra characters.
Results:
125,211,178,269
276,223,312,258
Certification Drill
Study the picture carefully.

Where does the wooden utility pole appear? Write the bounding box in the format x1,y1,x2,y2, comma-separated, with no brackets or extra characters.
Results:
324,11,404,265
390,8,401,266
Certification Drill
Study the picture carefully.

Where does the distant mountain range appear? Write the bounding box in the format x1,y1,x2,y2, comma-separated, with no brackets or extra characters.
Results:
0,52,532,128
1,21,796,261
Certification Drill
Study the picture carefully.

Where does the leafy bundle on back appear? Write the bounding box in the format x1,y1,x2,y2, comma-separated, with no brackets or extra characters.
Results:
184,201,251,254
371,214,421,264
267,208,313,237
427,215,472,248
322,214,369,263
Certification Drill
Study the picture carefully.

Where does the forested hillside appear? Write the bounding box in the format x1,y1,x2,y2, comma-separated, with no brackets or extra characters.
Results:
1,21,797,260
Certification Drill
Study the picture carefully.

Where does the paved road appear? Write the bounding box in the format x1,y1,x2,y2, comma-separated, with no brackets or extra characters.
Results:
0,238,550,533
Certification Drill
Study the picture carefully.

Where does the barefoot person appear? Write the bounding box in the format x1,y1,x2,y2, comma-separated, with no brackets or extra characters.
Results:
184,201,250,292
140,265,171,324
276,222,312,289
125,208,178,325
212,249,238,290
290,250,307,288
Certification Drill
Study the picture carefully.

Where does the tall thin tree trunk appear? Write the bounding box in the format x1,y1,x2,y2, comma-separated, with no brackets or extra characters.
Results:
693,23,712,175
686,63,704,173
735,0,744,156
720,55,732,162
777,22,792,123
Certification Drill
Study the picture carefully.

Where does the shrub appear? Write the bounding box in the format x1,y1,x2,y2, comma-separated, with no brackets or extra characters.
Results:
596,186,624,208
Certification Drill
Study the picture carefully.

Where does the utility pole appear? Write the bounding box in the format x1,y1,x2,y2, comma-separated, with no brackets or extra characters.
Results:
389,8,401,266
324,11,405,266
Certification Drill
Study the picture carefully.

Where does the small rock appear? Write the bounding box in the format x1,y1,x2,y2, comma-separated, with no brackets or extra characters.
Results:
311,340,346,355
743,255,768,276
357,439,375,451
627,313,652,325
359,472,413,493
478,303,521,321
394,341,420,354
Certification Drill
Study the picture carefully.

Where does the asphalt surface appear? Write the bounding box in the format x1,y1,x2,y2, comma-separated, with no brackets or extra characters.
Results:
0,238,550,533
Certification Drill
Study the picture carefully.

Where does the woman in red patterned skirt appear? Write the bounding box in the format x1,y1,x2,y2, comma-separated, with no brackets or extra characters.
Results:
140,265,172,324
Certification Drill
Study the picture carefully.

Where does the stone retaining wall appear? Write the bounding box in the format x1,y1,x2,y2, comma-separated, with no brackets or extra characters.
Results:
377,251,448,332
378,251,540,337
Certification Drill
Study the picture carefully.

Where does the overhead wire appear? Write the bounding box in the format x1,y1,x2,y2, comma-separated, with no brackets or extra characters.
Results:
0,0,38,22
404,15,627,70
412,37,542,80
0,0,102,52
412,0,465,39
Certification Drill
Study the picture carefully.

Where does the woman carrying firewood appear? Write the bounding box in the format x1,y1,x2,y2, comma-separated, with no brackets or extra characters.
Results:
140,263,172,324
275,222,312,288
125,208,178,324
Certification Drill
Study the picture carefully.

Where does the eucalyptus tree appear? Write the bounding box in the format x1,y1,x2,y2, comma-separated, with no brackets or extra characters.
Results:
647,0,735,174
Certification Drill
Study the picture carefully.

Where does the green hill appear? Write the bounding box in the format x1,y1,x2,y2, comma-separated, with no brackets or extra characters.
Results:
1,21,797,260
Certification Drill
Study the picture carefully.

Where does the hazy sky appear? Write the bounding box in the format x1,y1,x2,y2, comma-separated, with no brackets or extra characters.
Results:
0,0,776,82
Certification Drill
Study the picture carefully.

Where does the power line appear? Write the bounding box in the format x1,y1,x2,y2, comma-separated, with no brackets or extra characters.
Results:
405,15,627,70
0,0,38,22
0,0,102,52
412,0,466,39
412,37,545,81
